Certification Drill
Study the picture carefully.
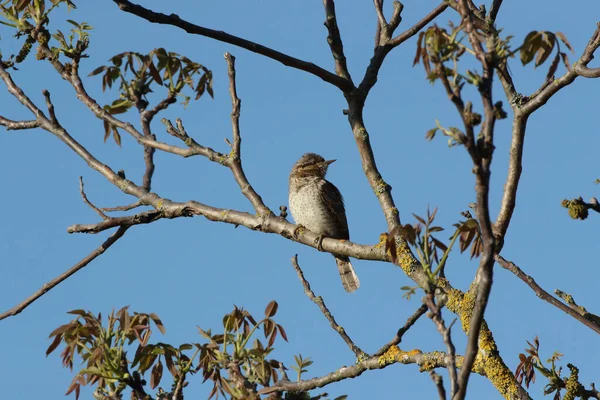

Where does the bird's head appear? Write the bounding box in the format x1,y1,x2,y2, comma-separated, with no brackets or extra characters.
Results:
291,153,336,179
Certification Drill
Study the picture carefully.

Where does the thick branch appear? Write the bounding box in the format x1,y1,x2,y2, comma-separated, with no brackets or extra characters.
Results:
0,227,128,321
111,0,352,91
292,255,365,358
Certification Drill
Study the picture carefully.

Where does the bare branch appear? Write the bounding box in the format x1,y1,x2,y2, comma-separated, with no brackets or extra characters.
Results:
67,209,164,234
373,303,427,356
388,2,447,47
224,53,271,215
322,0,353,83
259,347,485,395
0,226,128,321
291,255,366,358
79,177,108,220
430,371,448,400
111,0,353,91
0,116,39,130
41,89,60,127
425,294,458,397
496,255,600,334
102,200,144,212
489,0,504,23
373,0,387,47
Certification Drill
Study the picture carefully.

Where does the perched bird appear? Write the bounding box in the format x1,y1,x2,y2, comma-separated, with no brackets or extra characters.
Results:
288,153,360,292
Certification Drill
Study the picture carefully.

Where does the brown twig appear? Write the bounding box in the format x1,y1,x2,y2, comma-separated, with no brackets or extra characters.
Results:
0,116,39,130
224,53,271,215
495,23,600,241
496,255,600,334
322,0,353,83
291,255,366,358
425,294,458,397
0,226,128,321
111,0,352,91
373,303,428,356
102,200,144,212
79,177,108,220
489,0,504,23
67,209,164,234
430,370,448,400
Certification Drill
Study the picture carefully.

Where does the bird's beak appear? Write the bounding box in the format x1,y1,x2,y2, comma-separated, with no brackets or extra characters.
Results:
324,159,336,166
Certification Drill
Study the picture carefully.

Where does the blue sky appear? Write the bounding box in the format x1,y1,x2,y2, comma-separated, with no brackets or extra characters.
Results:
1,1,600,398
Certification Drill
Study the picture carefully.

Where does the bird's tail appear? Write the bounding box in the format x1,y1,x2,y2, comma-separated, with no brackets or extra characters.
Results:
335,256,360,293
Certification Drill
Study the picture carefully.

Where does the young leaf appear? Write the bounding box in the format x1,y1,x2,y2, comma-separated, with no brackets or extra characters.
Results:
264,300,278,318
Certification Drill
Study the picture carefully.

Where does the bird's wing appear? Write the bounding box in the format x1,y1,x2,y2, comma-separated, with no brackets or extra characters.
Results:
319,180,349,240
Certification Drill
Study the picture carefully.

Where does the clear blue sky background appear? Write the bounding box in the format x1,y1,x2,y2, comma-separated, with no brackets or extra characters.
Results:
1,1,600,398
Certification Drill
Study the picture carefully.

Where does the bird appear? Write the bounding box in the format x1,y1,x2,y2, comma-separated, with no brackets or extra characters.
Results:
288,153,360,292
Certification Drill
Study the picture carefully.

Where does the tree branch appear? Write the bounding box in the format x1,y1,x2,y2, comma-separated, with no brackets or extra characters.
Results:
322,0,353,83
373,303,427,356
0,116,39,130
78,176,108,220
224,52,271,215
259,347,485,395
291,255,366,358
495,23,600,241
0,226,128,321
111,0,353,91
495,255,600,334
425,294,458,397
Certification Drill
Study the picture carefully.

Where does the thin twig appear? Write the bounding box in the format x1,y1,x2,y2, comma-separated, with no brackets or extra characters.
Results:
488,0,503,23
79,177,108,220
373,303,428,356
67,210,164,234
425,294,458,397
322,0,353,82
102,200,144,212
0,226,128,321
495,254,600,334
430,371,447,400
224,53,271,215
291,255,366,358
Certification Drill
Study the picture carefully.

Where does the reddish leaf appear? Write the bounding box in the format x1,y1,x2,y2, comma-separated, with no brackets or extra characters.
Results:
150,359,163,389
264,300,278,318
149,313,166,335
277,324,288,342
46,334,63,356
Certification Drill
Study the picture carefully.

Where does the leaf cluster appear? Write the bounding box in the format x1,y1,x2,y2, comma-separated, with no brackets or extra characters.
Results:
46,307,166,399
46,302,327,400
519,30,573,81
515,336,569,400
386,207,483,295
89,48,213,145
